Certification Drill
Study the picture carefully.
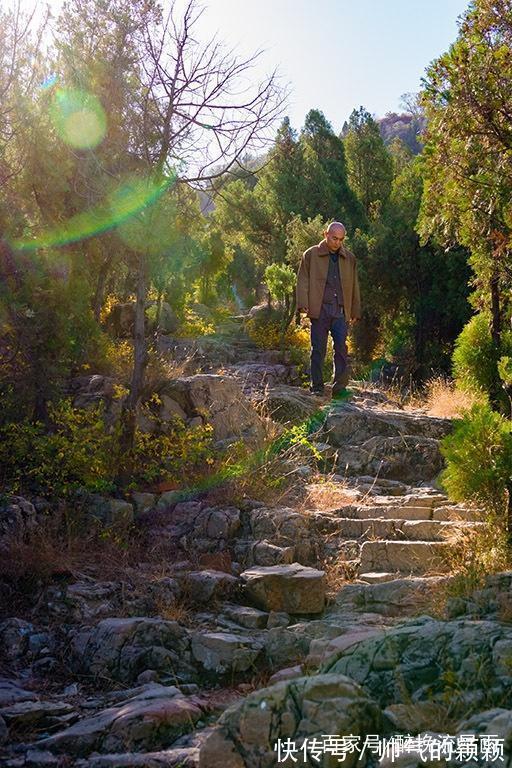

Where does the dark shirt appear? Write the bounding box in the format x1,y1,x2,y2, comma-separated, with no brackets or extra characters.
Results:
322,251,343,316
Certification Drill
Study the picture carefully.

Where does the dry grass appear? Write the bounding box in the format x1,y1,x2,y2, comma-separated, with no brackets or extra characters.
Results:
152,595,195,626
420,377,477,418
320,552,358,595
355,376,477,418
440,520,510,602
296,477,358,514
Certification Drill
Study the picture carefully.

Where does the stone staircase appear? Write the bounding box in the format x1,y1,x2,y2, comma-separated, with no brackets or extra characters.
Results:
331,490,482,582
305,395,485,586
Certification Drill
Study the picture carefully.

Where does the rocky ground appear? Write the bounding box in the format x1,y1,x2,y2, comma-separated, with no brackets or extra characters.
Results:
1,325,512,767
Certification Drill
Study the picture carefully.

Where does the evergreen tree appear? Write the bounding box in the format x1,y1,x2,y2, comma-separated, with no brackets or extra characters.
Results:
343,106,393,218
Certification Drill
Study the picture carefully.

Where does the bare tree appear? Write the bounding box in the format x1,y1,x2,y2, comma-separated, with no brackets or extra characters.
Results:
118,0,285,456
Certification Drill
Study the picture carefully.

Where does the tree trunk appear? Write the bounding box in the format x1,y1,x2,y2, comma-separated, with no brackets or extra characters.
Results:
489,269,503,410
93,257,113,322
118,254,148,460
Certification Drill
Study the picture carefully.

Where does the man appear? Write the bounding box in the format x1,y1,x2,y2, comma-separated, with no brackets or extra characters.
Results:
296,221,361,396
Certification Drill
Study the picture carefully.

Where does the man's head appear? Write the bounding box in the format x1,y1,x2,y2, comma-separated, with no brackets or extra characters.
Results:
324,221,346,252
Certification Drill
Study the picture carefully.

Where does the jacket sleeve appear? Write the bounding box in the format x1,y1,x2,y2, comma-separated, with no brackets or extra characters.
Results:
296,251,310,310
351,259,361,320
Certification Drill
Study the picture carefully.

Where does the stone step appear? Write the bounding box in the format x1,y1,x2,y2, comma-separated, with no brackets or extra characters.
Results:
333,517,481,542
335,574,453,616
358,571,399,583
358,540,451,576
335,504,481,523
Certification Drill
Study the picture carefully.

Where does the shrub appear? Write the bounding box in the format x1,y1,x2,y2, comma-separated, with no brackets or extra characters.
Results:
0,401,216,498
0,400,116,497
452,313,512,407
440,402,512,517
126,420,215,488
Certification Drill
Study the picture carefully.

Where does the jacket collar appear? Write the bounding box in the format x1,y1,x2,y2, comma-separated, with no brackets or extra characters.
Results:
317,238,346,258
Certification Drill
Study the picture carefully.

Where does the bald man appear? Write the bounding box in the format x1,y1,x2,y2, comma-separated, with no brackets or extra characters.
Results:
296,222,361,396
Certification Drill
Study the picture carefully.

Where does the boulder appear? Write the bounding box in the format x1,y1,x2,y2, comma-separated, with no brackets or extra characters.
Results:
0,496,37,540
0,618,34,660
337,435,444,483
197,673,381,768
37,685,203,757
160,374,265,444
322,616,512,710
191,631,263,674
253,384,319,423
177,570,240,605
0,699,76,737
71,618,193,684
241,563,326,614
325,403,452,444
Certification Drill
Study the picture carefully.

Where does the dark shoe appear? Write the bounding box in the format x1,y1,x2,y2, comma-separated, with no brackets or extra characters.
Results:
310,386,325,395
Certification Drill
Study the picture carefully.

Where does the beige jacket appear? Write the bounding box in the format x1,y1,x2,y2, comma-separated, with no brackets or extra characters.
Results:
296,239,361,320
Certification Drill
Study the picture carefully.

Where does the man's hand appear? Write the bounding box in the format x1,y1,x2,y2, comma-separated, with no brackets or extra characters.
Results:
298,307,308,314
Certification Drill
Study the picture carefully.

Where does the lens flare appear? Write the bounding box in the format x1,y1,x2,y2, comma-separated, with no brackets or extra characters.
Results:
51,88,107,149
10,173,176,252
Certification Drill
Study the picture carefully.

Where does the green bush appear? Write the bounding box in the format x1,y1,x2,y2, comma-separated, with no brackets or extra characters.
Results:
452,313,512,405
440,402,512,517
0,400,216,498
0,400,116,497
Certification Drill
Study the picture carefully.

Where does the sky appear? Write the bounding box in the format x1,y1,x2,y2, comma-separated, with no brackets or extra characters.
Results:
34,0,469,133
187,0,469,132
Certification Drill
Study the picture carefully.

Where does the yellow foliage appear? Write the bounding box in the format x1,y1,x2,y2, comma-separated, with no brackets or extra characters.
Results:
177,309,215,337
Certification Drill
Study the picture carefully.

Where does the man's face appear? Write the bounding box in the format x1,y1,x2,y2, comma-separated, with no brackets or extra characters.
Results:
325,227,345,251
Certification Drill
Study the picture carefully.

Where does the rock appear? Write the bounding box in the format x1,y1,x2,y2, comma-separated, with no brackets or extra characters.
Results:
191,632,263,674
32,656,58,675
27,632,52,656
0,496,37,540
248,507,313,563
337,435,444,483
71,618,193,684
266,611,290,629
251,540,295,566
267,665,303,684
254,384,319,423
46,579,120,622
325,403,452,444
136,670,160,684
37,687,203,756
222,604,269,629
263,626,311,668
456,707,512,746
0,619,34,660
70,374,122,427
322,617,512,709
131,492,156,516
241,563,326,614
84,496,134,527
0,680,37,707
160,375,264,444
0,699,76,736
188,507,241,551
74,746,200,766
151,300,180,334
177,570,240,605
24,750,59,766
197,673,381,768
336,576,451,617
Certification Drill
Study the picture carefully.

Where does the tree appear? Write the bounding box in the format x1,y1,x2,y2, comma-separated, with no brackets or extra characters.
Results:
343,106,393,218
419,0,512,410
50,0,284,454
